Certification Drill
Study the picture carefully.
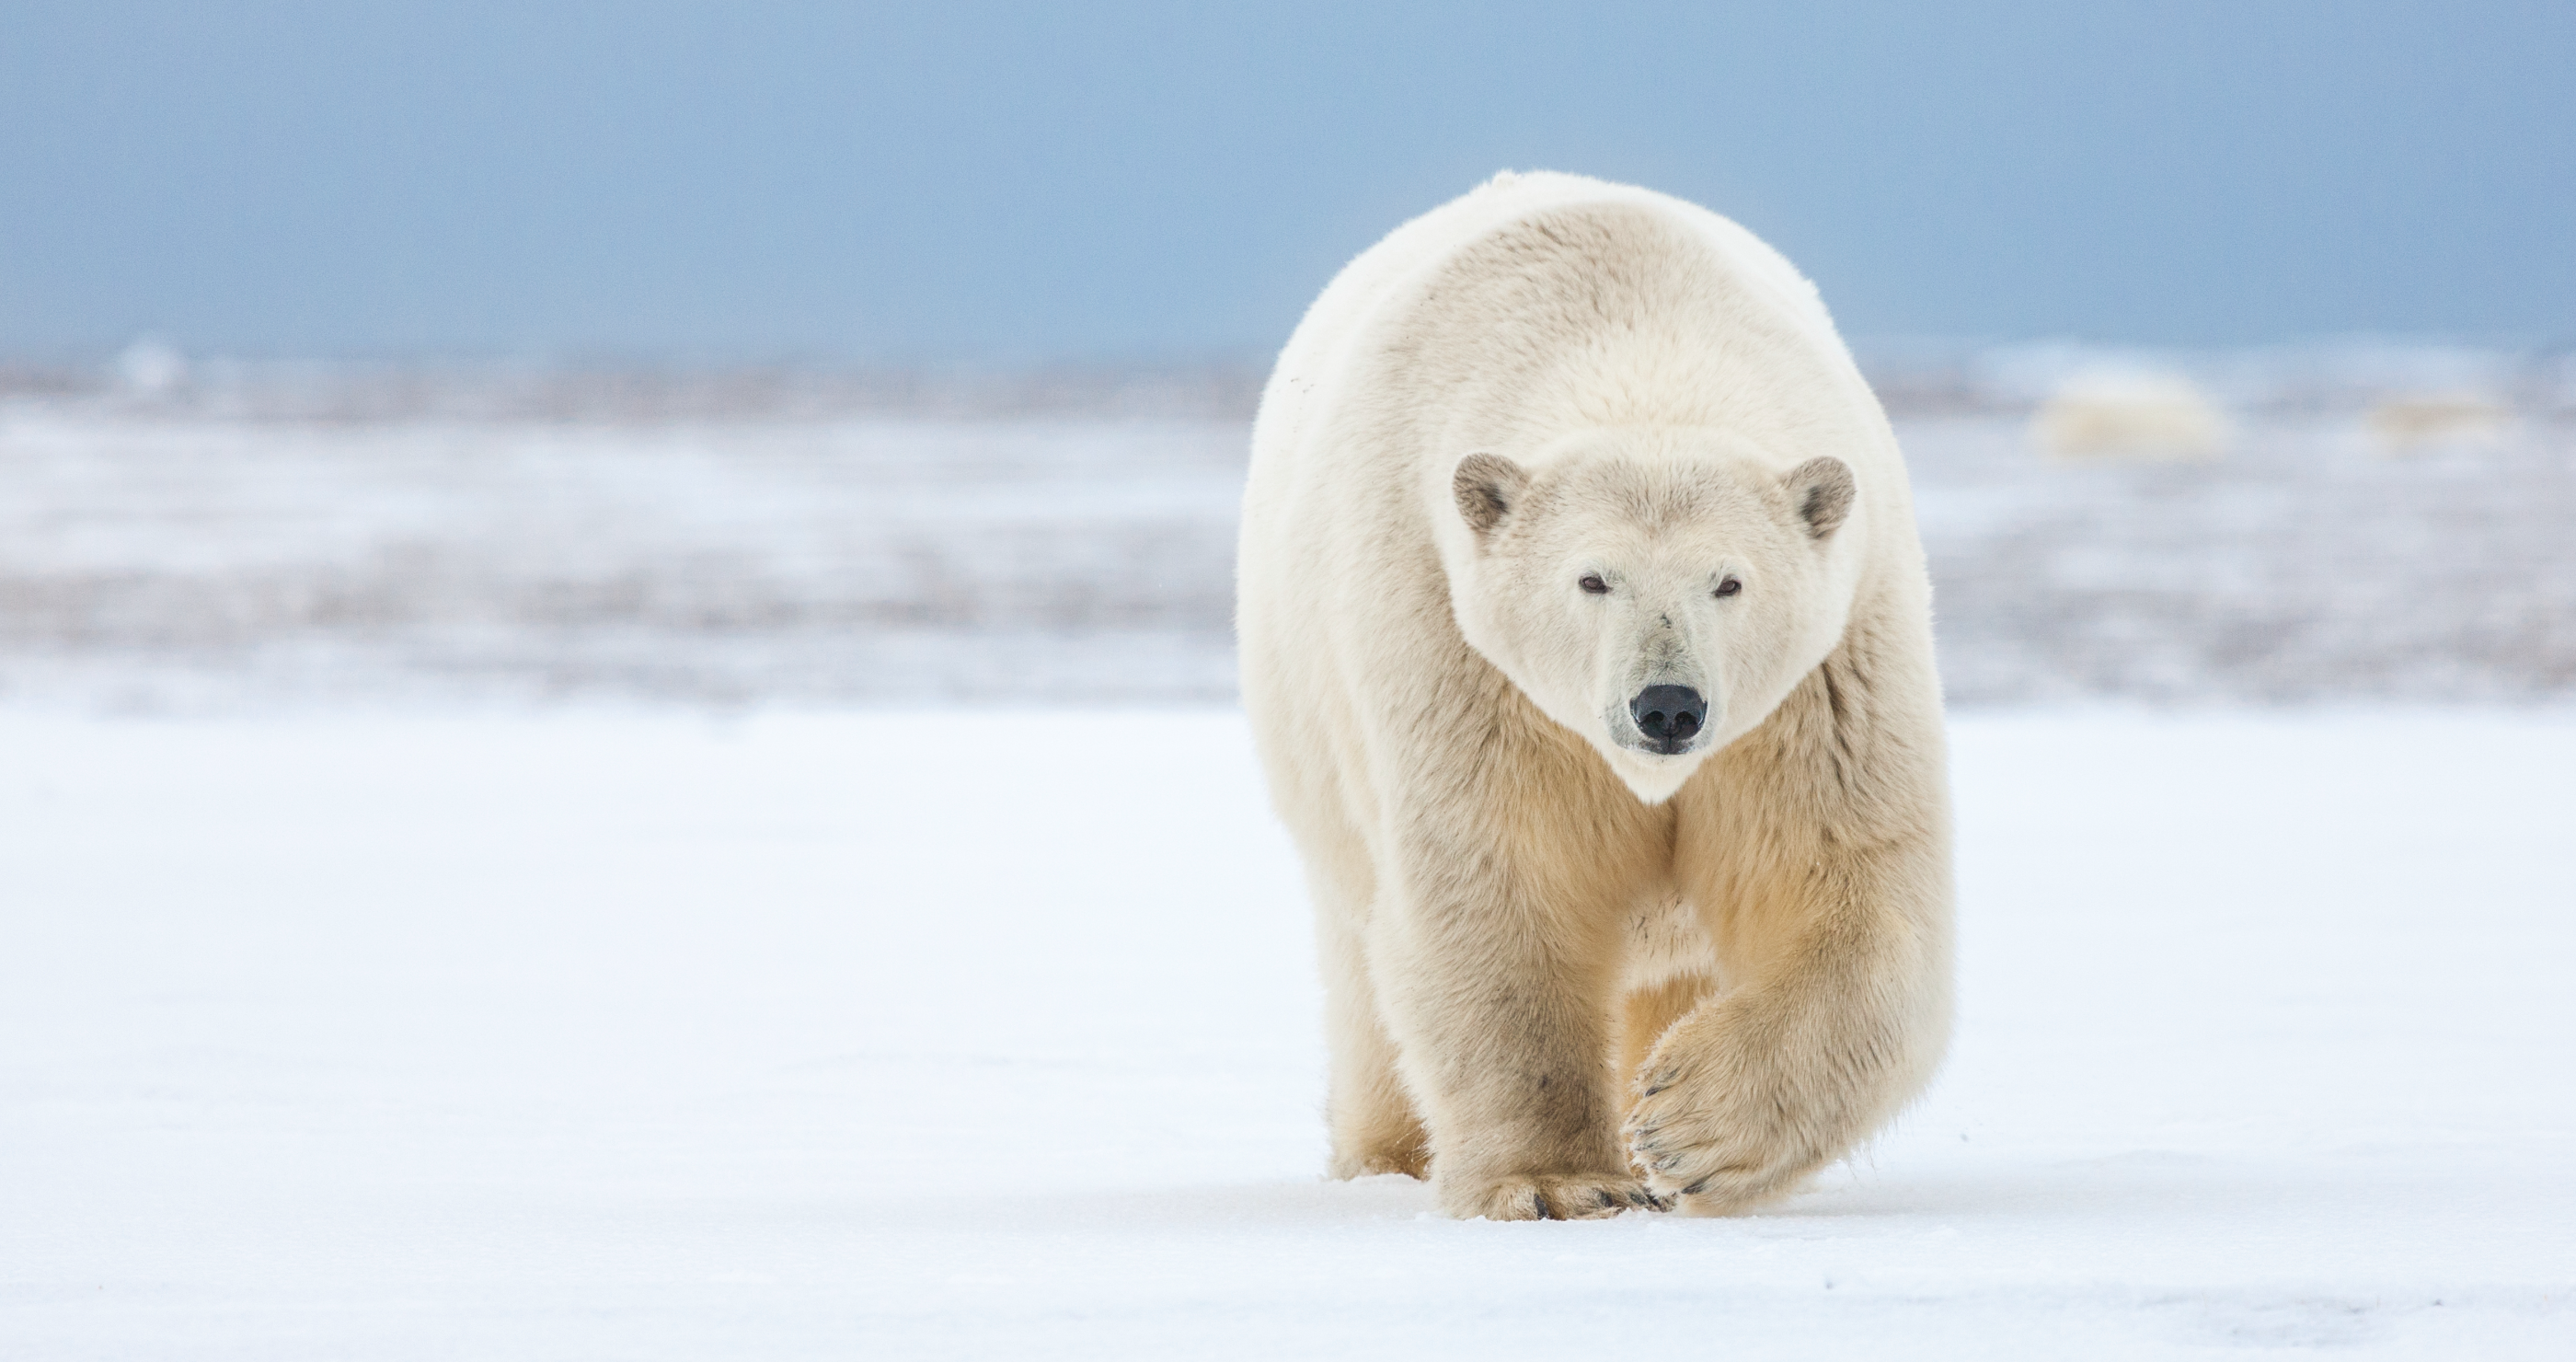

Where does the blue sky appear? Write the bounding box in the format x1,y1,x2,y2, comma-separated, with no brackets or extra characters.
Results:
4,2,2570,361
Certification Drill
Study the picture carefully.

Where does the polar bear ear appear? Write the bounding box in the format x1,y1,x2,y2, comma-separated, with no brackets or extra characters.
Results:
1453,453,1530,535
1784,456,1856,540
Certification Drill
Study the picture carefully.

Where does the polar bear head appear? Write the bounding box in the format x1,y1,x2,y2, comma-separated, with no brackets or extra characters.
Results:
1446,437,1863,802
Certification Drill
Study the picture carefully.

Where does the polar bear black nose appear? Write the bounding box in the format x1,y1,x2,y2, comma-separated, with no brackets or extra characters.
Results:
1630,685,1706,753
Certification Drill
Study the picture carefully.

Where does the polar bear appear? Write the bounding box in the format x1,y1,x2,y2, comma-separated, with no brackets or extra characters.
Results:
1237,171,1952,1220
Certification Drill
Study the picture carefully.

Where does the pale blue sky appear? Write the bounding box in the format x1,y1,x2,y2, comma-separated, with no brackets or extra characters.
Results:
4,2,2570,361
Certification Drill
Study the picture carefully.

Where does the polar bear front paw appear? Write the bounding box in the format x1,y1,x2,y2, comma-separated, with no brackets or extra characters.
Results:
1442,1172,1664,1221
1623,1038,1821,1214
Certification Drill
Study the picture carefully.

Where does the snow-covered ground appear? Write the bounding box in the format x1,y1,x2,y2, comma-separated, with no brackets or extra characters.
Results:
0,410,1248,706
6,707,2572,1358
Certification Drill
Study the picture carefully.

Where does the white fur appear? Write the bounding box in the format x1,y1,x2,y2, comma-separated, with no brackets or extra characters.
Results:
1239,172,1953,1219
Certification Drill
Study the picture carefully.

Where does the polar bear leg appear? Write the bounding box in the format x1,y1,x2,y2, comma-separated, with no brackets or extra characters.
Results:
1624,837,1949,1212
1317,902,1431,1179
1378,816,1662,1220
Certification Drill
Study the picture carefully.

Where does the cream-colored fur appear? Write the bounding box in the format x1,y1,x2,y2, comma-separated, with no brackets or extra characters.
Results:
1238,171,1953,1220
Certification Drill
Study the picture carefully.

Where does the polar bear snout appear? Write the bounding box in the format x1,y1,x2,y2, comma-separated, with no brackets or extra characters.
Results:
1629,685,1707,754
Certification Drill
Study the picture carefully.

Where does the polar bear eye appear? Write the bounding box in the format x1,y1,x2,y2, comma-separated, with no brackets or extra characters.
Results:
1714,577,1742,598
1579,574,1610,594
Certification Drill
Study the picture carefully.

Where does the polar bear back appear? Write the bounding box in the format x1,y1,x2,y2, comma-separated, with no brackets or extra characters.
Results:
1241,171,1926,701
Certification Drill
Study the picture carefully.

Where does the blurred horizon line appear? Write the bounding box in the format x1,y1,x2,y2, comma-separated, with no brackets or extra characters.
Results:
7,333,2572,425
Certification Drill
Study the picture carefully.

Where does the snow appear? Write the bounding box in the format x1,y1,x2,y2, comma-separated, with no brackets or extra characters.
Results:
6,706,2572,1357
0,410,1248,706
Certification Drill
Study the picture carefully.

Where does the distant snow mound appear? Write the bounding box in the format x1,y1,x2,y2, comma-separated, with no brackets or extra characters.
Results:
2367,391,2512,454
2030,371,2229,460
